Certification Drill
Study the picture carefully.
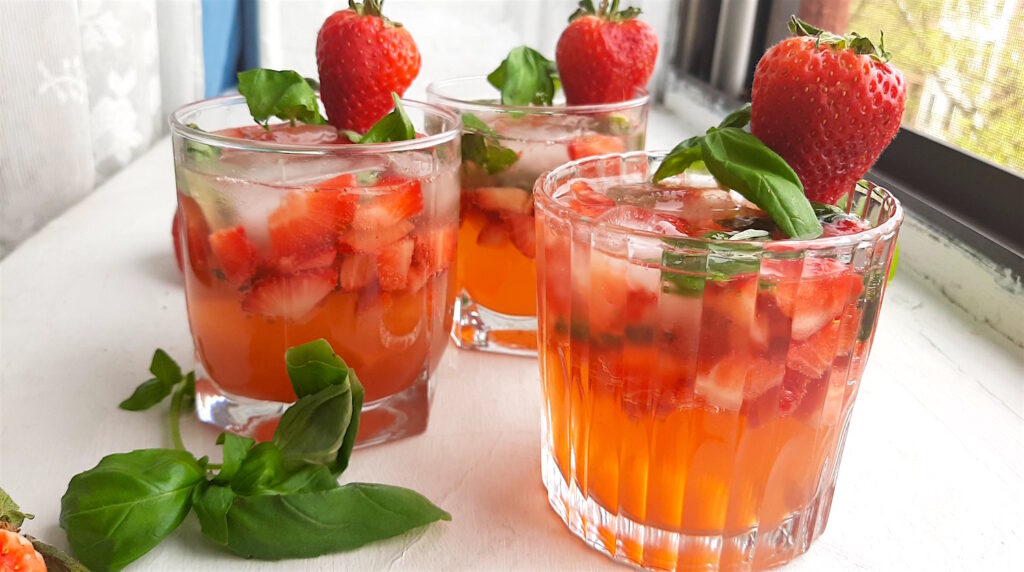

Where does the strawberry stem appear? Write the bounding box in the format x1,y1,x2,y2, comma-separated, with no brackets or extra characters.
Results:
787,15,891,63
568,0,641,22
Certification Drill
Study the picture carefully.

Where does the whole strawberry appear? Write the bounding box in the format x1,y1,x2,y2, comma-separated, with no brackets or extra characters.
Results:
555,0,658,105
751,17,906,204
316,0,420,133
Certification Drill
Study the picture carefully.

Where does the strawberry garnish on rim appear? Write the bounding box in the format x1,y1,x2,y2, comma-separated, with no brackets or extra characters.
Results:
751,17,906,205
556,0,658,105
316,0,421,132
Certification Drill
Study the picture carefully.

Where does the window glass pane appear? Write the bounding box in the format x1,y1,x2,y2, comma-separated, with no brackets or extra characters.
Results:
846,0,1024,176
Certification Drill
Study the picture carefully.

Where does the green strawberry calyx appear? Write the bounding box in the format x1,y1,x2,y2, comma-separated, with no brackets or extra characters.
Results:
788,16,891,63
569,0,641,23
348,0,402,26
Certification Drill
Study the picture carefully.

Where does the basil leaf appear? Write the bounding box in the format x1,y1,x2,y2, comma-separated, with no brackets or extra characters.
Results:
717,103,752,130
149,348,182,385
192,484,236,546
118,377,172,411
284,338,352,398
355,94,416,144
184,123,220,162
487,46,559,106
273,384,353,468
462,112,498,136
230,442,338,496
661,236,765,297
653,136,703,182
279,338,365,473
24,535,90,572
59,449,205,571
700,127,822,239
0,486,32,528
213,484,451,559
237,68,326,127
215,433,255,482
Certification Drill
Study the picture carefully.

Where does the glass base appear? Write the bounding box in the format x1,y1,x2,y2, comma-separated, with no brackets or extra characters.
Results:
451,290,538,356
541,447,835,571
194,363,433,447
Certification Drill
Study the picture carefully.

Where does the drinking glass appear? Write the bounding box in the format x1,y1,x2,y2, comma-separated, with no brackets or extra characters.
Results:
534,151,903,570
427,76,649,355
170,95,461,446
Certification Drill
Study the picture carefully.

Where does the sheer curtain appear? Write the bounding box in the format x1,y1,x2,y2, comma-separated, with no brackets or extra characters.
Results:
255,0,676,100
0,0,204,258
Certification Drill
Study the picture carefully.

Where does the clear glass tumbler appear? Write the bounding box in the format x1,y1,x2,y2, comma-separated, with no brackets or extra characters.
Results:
170,95,461,446
534,152,903,570
427,76,649,355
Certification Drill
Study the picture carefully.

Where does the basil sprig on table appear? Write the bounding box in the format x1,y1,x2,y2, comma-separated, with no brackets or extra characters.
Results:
488,46,560,106
60,340,450,571
653,103,823,240
461,112,519,174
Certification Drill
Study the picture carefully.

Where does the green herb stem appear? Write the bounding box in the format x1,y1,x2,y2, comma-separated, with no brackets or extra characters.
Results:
169,381,187,453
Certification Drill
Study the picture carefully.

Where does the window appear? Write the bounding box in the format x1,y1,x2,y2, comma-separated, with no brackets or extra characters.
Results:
663,0,1024,275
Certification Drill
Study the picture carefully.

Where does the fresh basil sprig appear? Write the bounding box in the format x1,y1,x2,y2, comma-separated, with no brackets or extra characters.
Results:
237,68,327,128
60,340,450,571
653,104,822,239
488,46,560,106
0,485,33,528
342,93,416,144
661,230,770,297
461,112,519,174
118,349,189,410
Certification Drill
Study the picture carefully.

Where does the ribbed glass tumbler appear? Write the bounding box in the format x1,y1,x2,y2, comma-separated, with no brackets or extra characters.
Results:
533,152,903,571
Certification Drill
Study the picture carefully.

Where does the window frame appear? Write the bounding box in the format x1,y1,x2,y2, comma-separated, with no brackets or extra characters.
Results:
661,0,1024,278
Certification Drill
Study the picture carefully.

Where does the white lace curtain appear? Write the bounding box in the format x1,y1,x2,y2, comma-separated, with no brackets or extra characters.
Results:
0,0,204,258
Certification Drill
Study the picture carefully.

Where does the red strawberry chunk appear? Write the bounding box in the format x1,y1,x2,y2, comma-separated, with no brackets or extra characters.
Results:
568,134,627,160
504,212,536,259
172,208,184,272
274,247,338,274
241,267,338,320
414,223,458,274
315,172,357,191
339,253,376,291
377,237,415,291
473,187,533,215
178,194,213,285
770,258,864,340
476,221,510,247
695,353,786,411
209,225,260,285
268,189,356,263
567,180,616,218
340,219,414,253
405,260,431,293
787,321,841,380
351,177,423,230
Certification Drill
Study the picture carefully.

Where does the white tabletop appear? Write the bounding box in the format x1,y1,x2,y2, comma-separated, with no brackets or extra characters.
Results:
2,128,1022,571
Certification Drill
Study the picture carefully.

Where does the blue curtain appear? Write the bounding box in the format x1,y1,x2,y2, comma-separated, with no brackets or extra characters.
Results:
202,0,260,97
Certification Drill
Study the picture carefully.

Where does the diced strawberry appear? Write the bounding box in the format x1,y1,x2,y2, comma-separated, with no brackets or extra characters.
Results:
339,253,376,291
787,321,841,380
274,247,338,274
413,223,458,275
208,225,260,285
695,353,785,411
241,267,338,320
568,134,627,160
821,217,870,237
504,213,536,259
172,208,184,272
778,371,812,415
268,189,357,263
340,219,414,253
315,172,357,191
476,221,510,247
770,258,864,340
178,194,213,285
567,180,616,218
377,237,415,291
405,260,431,293
351,177,424,230
473,187,533,214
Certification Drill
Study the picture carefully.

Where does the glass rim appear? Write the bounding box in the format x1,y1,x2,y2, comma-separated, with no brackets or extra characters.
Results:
169,93,461,154
426,75,650,115
535,150,905,251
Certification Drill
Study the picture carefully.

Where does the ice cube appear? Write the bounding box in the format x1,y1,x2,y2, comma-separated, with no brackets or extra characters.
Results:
596,205,685,237
220,151,386,187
